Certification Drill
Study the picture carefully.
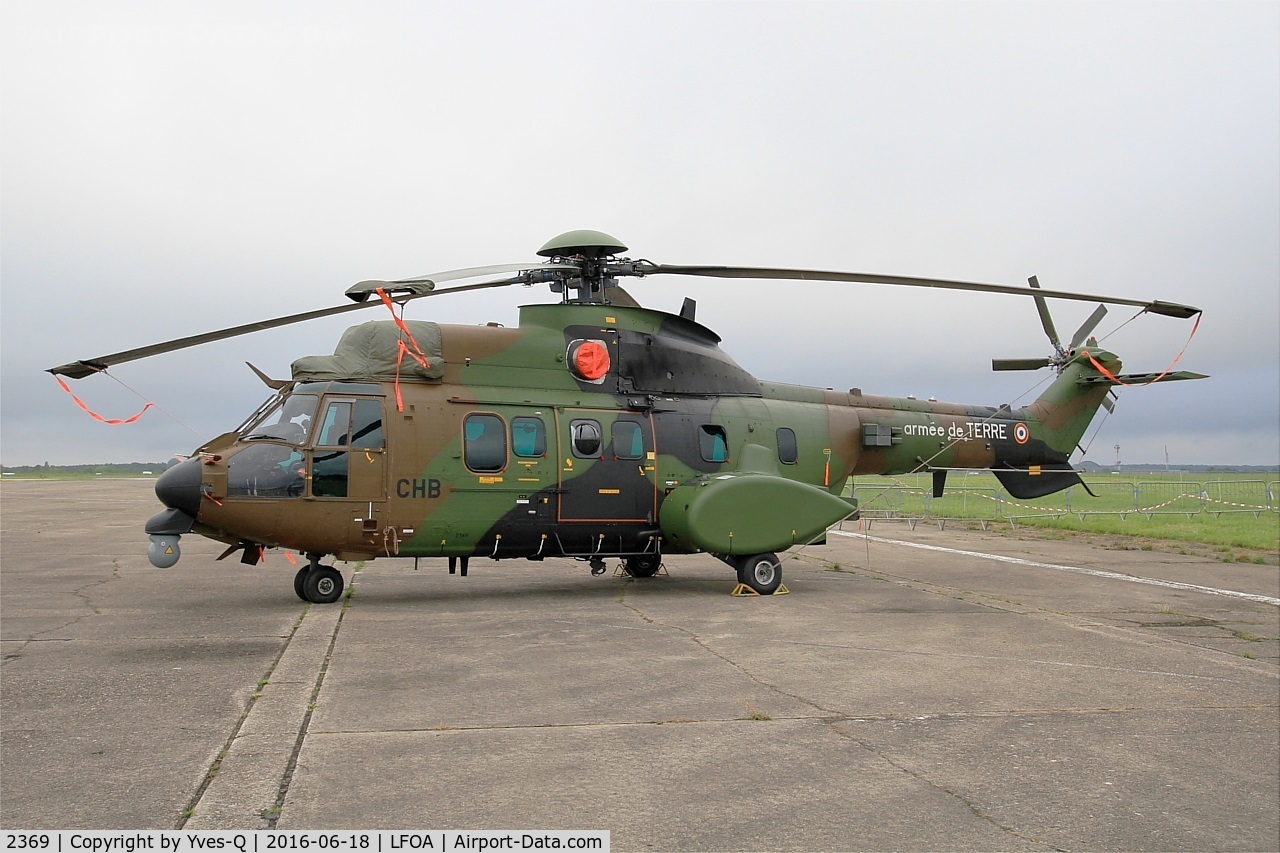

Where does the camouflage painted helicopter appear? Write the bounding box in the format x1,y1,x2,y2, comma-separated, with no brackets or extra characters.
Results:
50,230,1204,602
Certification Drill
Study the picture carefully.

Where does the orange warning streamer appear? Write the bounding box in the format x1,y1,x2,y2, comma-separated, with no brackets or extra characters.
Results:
1084,312,1201,387
54,376,154,425
375,288,433,369
376,287,434,412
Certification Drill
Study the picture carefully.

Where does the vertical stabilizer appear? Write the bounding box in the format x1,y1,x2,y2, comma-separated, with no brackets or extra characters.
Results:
992,347,1117,498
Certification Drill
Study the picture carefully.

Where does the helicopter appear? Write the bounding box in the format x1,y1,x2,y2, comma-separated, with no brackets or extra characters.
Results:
49,230,1205,603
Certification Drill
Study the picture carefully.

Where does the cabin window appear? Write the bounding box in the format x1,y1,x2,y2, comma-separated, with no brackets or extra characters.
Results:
226,444,306,498
776,427,798,465
612,421,644,460
699,425,729,463
571,419,603,458
512,417,546,458
464,414,507,473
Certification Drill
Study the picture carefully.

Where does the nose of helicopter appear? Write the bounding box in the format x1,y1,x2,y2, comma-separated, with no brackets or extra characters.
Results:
146,457,203,568
154,457,203,519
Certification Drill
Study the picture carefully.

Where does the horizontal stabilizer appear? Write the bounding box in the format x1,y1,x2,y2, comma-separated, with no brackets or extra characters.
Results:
1077,370,1208,386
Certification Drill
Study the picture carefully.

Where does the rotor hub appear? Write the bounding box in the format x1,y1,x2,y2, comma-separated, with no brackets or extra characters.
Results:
537,230,631,303
536,229,628,259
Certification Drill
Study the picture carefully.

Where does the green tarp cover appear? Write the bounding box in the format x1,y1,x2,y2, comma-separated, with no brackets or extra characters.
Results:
291,320,445,381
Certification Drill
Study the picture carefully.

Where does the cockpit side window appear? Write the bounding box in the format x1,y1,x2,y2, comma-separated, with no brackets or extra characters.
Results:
317,402,353,446
351,399,385,450
227,444,306,498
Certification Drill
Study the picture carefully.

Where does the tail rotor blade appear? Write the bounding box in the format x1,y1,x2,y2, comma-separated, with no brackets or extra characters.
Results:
1028,276,1061,351
1069,304,1108,350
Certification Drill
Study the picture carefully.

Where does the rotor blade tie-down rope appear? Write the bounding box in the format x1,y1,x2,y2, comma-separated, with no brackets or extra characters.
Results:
375,287,433,412
53,375,154,425
1084,312,1200,387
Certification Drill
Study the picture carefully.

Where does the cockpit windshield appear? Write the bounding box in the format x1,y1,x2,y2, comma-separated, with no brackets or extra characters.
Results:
241,393,319,444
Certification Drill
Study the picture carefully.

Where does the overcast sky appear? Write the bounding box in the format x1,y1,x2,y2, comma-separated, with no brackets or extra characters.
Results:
2,1,1277,467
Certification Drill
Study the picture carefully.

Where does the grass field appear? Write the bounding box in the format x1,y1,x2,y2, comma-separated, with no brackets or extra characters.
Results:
850,472,1280,558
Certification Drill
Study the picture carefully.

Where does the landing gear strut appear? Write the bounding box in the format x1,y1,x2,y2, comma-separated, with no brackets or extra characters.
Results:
295,554,345,604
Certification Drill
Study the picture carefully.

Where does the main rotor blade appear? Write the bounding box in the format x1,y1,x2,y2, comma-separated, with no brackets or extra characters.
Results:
393,261,580,286
631,263,1201,318
47,277,521,379
992,358,1052,371
347,261,580,301
1068,304,1109,350
1028,276,1061,351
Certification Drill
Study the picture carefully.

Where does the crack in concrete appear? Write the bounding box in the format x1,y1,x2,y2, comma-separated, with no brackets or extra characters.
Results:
772,638,1241,682
615,584,845,718
2,559,123,665
827,720,1067,851
797,554,1280,673
310,715,830,736
304,701,1278,737
614,572,1067,851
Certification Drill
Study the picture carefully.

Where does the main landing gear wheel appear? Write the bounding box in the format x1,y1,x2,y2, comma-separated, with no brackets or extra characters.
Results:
293,566,309,601
302,566,345,604
624,554,662,578
735,552,782,595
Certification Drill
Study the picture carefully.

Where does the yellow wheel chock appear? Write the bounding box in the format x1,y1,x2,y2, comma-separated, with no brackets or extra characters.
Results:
731,583,789,596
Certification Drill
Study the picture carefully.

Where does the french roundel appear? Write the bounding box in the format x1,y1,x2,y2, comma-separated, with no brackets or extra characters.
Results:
1014,422,1030,444
569,339,610,381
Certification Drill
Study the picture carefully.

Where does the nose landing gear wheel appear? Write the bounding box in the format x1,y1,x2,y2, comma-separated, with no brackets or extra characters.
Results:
301,566,345,604
293,566,309,602
735,552,782,595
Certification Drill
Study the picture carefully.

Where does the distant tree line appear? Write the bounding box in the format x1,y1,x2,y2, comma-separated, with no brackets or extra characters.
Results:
1077,461,1278,474
0,460,183,476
